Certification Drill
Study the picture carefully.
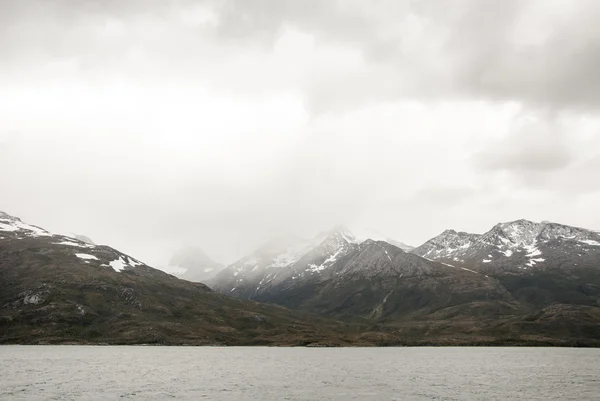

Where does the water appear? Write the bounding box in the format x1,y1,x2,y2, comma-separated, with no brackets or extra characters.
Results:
1,346,599,400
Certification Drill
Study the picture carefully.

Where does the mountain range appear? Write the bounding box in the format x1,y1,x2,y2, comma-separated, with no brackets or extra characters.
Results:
0,211,372,346
212,220,600,344
2,210,599,346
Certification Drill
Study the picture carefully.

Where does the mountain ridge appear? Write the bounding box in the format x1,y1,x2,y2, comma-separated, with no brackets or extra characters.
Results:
3,211,600,346
0,211,380,346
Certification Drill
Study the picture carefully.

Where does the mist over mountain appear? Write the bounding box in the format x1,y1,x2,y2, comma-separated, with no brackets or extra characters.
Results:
3,2,600,399
0,211,371,346
2,210,600,346
166,246,224,283
2,0,600,349
212,220,600,344
72,234,95,245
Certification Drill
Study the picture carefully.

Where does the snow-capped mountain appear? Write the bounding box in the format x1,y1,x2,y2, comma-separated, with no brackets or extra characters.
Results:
212,225,518,319
411,229,481,262
212,225,415,297
4,210,600,345
348,227,414,251
412,219,600,273
73,234,95,245
167,246,224,283
2,210,372,346
0,211,53,239
0,211,148,274
211,226,361,298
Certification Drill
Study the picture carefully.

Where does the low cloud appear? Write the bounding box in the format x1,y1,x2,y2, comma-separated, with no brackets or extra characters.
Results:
474,117,573,173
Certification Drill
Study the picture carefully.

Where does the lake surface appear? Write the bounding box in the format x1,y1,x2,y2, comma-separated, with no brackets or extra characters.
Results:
1,346,599,400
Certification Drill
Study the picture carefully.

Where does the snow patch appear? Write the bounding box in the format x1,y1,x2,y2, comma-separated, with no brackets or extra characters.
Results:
524,245,542,257
0,219,51,237
482,259,492,263
307,248,344,273
0,222,19,232
526,258,545,267
580,239,600,246
109,256,128,272
75,253,98,261
127,257,143,267
55,240,95,248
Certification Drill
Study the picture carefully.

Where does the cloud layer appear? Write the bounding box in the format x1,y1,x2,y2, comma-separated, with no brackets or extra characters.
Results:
1,0,600,266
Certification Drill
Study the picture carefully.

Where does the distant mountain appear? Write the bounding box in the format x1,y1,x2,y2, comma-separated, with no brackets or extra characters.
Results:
411,229,481,262
348,227,414,251
212,226,521,320
0,211,374,346
411,219,600,308
3,211,599,346
412,219,600,273
213,226,359,299
212,222,600,344
73,234,95,245
167,246,224,283
212,225,414,300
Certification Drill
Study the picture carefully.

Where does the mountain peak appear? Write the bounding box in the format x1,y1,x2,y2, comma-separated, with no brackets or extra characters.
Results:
484,219,545,247
411,228,481,261
0,211,18,221
73,234,95,245
0,211,52,238
167,246,224,283
325,225,357,243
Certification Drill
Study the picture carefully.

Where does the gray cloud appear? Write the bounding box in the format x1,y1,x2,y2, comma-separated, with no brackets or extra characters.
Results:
473,117,573,173
413,185,477,207
209,0,600,112
3,0,600,112
2,0,600,267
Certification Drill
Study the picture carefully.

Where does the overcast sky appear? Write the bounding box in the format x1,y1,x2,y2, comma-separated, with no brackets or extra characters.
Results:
2,0,600,266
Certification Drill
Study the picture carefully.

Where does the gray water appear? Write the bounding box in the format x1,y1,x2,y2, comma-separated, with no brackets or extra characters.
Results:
1,346,599,400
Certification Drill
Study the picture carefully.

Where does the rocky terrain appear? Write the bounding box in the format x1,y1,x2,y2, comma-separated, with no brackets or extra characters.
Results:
212,230,518,320
213,222,600,345
412,220,600,308
0,212,370,346
2,212,599,346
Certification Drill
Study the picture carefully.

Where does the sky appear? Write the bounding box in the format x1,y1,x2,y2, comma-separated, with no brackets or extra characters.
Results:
2,0,600,266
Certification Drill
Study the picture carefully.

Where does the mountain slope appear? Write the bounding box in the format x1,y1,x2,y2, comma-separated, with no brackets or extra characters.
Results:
212,227,362,298
0,212,371,346
413,219,600,271
213,227,523,322
261,240,520,321
412,219,600,308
